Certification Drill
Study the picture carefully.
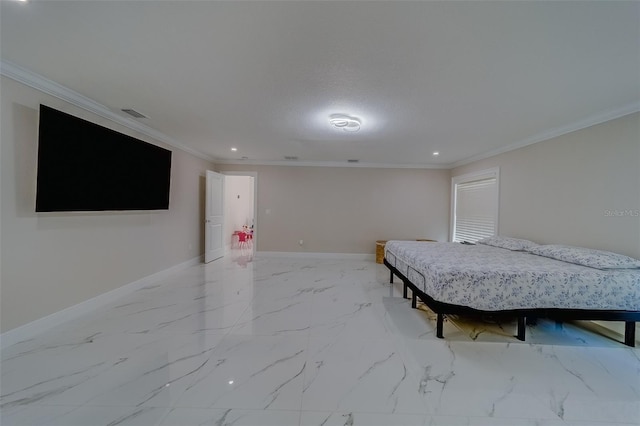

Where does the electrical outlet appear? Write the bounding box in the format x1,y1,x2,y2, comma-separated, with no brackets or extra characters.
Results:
299,239,304,246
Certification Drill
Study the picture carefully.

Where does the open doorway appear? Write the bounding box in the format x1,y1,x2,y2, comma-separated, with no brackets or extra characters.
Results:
223,172,257,262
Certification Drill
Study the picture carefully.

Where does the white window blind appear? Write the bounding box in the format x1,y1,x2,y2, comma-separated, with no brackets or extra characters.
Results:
452,170,498,243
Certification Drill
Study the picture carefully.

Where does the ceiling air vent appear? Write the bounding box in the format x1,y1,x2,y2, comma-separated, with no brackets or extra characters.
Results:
347,159,359,163
284,156,299,161
121,109,147,119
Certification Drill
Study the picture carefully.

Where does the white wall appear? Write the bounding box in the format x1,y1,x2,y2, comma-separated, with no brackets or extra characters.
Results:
452,112,640,259
452,112,640,337
4,70,634,335
0,76,214,332
223,175,254,248
215,164,451,253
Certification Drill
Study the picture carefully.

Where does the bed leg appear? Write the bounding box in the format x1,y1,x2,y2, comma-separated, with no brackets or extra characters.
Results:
436,314,444,338
389,269,394,284
516,317,526,341
624,321,636,347
411,291,417,308
403,283,408,299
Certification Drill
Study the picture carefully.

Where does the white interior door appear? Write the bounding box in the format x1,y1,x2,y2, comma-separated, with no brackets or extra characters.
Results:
205,170,225,263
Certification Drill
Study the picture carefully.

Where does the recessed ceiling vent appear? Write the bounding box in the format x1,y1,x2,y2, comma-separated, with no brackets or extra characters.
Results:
284,156,299,161
347,159,359,163
121,109,147,119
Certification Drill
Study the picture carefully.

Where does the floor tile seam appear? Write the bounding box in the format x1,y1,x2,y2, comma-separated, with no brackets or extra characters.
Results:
123,330,233,337
165,402,435,416
422,413,566,421
308,272,368,333
424,411,640,424
432,379,639,422
235,297,316,310
298,320,314,415
207,298,253,339
527,384,640,413
224,331,312,338
298,409,432,423
63,359,198,411
299,343,433,416
160,406,306,422
17,402,172,408
150,318,244,409
169,334,309,409
159,357,217,411
0,329,126,355
524,391,593,424
153,406,175,426
450,390,566,420
166,406,303,413
298,404,434,416
299,409,431,415
163,401,301,410
309,321,393,342
1,333,220,401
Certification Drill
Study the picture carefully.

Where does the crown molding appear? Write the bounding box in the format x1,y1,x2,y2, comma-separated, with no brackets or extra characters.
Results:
1,59,442,169
202,99,640,170
4,60,636,171
214,158,449,169
450,102,640,169
0,60,215,163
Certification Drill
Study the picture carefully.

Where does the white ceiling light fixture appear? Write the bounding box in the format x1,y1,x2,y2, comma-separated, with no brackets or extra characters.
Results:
329,114,361,132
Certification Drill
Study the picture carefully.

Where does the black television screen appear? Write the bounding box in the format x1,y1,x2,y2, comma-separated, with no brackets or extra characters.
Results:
35,105,172,212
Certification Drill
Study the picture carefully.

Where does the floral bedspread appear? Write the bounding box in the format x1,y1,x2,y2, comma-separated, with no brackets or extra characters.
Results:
384,241,640,311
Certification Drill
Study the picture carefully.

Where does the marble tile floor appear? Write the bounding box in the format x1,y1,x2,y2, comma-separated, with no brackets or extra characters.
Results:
1,253,639,426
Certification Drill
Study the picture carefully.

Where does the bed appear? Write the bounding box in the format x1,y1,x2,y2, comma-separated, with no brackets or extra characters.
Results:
383,239,640,346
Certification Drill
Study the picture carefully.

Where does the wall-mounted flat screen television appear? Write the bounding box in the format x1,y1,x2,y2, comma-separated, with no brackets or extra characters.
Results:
35,105,172,212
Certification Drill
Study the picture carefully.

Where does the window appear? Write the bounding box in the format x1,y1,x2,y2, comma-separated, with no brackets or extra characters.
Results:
451,168,499,243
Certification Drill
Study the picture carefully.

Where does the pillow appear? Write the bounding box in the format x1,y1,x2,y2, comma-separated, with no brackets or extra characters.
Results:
476,236,539,251
529,244,640,270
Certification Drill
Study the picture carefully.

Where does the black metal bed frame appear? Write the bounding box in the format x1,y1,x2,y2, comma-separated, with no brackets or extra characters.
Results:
384,258,639,347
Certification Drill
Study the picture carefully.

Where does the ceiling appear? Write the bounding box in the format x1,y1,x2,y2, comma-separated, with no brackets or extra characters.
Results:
1,1,639,168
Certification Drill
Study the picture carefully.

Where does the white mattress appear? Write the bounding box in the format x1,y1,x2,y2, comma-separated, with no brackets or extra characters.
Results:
384,241,640,311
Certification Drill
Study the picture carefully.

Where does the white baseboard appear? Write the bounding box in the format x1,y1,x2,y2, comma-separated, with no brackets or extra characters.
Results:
0,256,202,348
257,251,375,261
589,320,640,344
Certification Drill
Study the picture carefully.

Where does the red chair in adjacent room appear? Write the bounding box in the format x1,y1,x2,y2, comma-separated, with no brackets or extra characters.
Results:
237,231,249,249
231,231,241,248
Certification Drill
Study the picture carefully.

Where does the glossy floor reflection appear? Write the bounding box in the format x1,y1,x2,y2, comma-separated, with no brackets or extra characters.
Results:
2,253,639,426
